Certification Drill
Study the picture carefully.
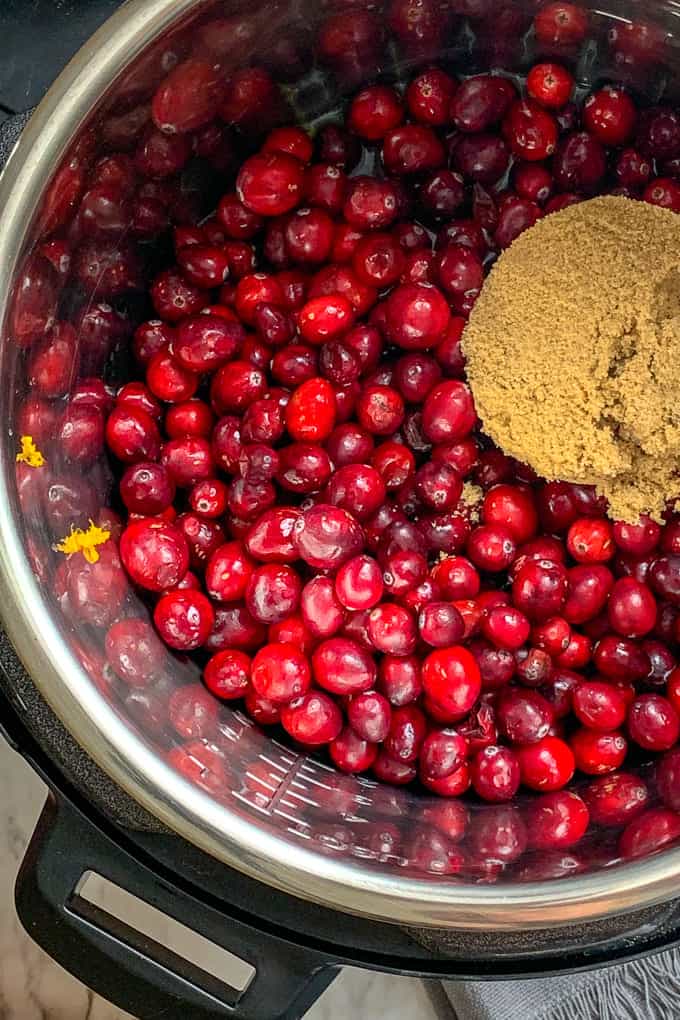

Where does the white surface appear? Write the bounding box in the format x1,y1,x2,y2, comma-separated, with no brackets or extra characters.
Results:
0,737,446,1019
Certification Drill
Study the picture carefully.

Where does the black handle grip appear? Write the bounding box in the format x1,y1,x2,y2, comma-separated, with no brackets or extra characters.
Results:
16,792,337,1019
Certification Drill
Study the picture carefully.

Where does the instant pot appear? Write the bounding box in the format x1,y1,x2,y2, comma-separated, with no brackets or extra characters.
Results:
3,1,680,1017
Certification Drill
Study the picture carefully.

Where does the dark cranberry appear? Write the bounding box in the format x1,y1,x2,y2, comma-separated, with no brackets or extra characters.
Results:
607,577,657,638
512,560,567,621
245,564,302,625
650,555,680,605
347,690,391,743
419,729,467,780
619,807,680,860
497,688,554,745
418,602,465,647
594,635,650,681
330,728,378,773
514,163,554,204
450,75,515,133
384,705,427,764
644,177,680,213
553,131,607,193
469,639,515,690
628,694,680,751
378,655,422,706
533,2,588,45
471,745,521,802
453,134,510,185
382,124,445,176
343,176,399,231
467,524,516,573
120,462,175,516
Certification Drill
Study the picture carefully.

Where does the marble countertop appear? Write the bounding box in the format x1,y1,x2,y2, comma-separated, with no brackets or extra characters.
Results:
0,735,454,1020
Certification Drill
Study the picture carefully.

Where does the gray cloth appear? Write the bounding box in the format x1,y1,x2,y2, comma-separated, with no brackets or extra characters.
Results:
443,946,680,1019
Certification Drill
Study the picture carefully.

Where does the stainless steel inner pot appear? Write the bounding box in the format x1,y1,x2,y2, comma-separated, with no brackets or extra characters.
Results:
1,0,680,931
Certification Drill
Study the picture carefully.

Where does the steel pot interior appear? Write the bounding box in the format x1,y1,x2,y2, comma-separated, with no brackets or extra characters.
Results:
2,0,680,931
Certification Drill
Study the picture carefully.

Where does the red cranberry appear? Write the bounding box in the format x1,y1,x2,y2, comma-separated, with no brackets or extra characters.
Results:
573,680,627,732
517,735,575,791
245,564,301,625
526,790,589,851
384,705,427,764
154,590,215,651
469,640,515,690
120,462,175,517
628,694,680,751
585,771,650,827
450,75,515,134
251,642,311,704
421,647,481,721
594,634,650,681
467,524,516,573
619,806,680,860
497,688,554,745
606,577,657,639
512,560,568,622
572,727,627,775
553,131,607,193
119,519,189,592
236,152,305,216
378,655,422,706
300,576,344,639
583,86,636,146
471,745,521,802
503,100,558,161
527,62,574,108
281,691,342,746
533,2,588,45
347,691,391,744
203,649,251,700
330,728,378,773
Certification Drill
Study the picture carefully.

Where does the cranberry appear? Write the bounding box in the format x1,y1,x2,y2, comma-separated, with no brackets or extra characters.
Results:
583,86,636,147
120,462,175,517
378,654,422,705
421,647,481,721
527,62,574,109
154,590,214,651
367,603,416,657
572,727,627,775
572,680,627,732
619,807,680,860
471,745,521,802
628,694,680,751
236,152,305,217
606,577,657,639
643,177,680,213
517,735,575,791
281,691,343,746
470,640,515,690
383,283,451,352
166,401,214,441
526,790,589,852
467,524,516,573
594,634,650,681
513,163,554,205
503,100,558,161
347,691,391,744
251,642,311,704
119,519,189,593
203,650,251,701
450,75,515,133
585,771,650,827
382,705,427,764
329,728,378,773
533,2,588,45
553,131,607,193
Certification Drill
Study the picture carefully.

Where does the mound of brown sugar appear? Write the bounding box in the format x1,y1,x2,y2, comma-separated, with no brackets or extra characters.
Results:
463,195,680,523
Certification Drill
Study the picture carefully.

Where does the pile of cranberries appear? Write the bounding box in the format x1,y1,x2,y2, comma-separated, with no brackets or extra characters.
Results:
16,1,680,868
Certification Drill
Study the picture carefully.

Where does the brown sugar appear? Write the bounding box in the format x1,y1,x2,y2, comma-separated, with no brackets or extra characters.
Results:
463,196,680,523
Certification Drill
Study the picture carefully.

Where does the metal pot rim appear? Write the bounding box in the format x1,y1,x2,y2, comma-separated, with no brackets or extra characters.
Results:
1,0,680,931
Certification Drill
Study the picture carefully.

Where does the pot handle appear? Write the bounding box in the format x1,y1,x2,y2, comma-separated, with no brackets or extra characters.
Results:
16,792,337,1020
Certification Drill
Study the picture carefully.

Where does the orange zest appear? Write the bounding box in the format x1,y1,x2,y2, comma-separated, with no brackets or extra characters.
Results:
55,520,111,564
16,435,45,468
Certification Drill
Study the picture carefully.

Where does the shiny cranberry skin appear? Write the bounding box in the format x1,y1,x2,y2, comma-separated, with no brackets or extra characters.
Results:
203,649,251,701
480,484,535,544
210,361,267,416
236,152,305,217
244,688,281,726
171,315,243,375
421,647,481,721
567,518,614,563
583,86,636,146
345,690,390,743
282,377,335,444
154,590,214,651
649,555,680,605
467,525,516,573
206,604,266,654
293,504,364,569
119,519,189,593
281,691,342,746
606,577,657,639
471,745,521,803
502,100,558,161
421,380,475,445
628,694,680,751
365,603,415,656
251,642,311,704
517,735,575,791
342,177,399,232
298,294,355,346
512,559,568,622
378,655,422,706
526,790,589,851
276,443,332,494
572,680,627,732
382,124,445,177
481,605,530,652
332,556,382,613
419,729,467,781
469,639,515,690
450,75,515,133
594,635,650,681
381,705,426,765
406,68,457,126
644,177,680,213
513,163,554,205
347,84,403,141
585,772,650,827
243,564,301,625
300,576,344,639
310,637,375,696
561,564,614,625
204,540,252,601
418,602,465,648
383,283,450,352
571,727,627,775
105,405,161,465
553,131,607,193
619,806,680,859
527,62,574,109
496,685,553,746
119,462,175,517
